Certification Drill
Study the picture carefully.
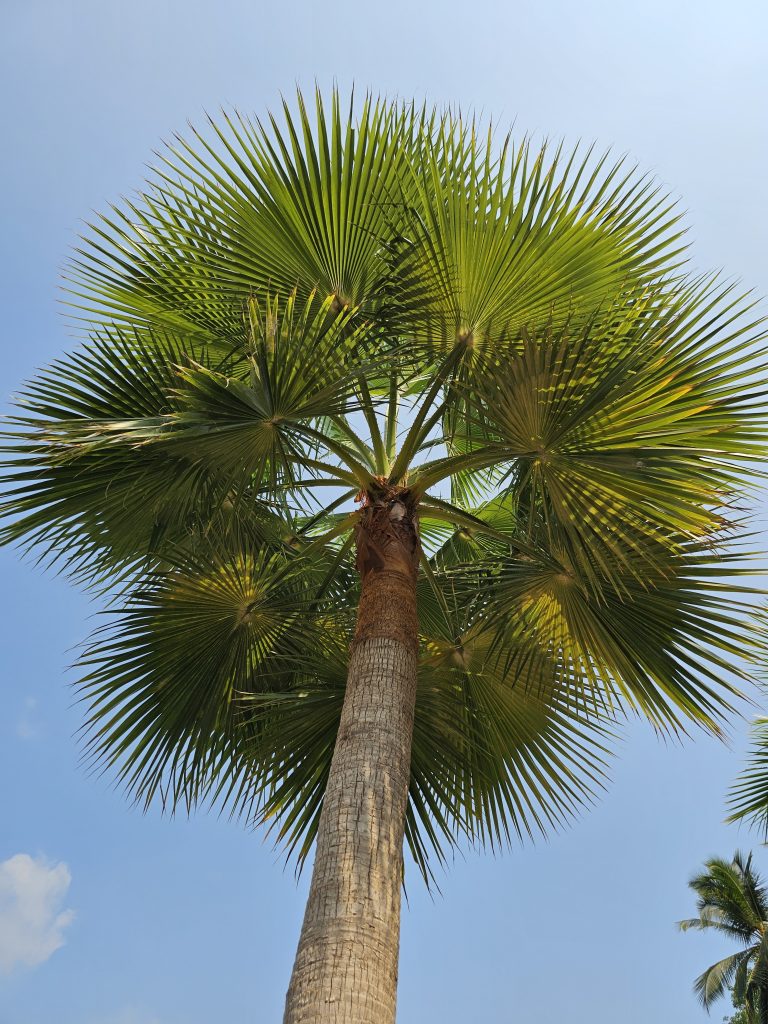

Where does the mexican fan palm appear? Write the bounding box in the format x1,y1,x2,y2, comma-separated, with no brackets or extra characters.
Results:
680,853,768,1023
2,91,767,1024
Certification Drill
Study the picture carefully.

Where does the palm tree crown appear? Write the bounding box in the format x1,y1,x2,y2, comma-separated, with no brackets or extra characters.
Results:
3,90,765,876
680,853,768,1023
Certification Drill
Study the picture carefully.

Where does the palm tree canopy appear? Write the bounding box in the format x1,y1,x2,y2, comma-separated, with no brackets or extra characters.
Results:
680,853,768,1020
2,90,766,881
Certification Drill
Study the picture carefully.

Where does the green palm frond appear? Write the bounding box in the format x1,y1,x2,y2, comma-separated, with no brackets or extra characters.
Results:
434,281,767,586
398,123,685,352
66,90,418,340
729,715,768,833
73,291,380,491
1,328,267,581
77,539,341,811
695,950,756,1009
410,589,614,866
452,529,761,734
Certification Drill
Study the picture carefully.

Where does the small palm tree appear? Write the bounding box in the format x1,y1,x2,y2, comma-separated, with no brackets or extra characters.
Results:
680,853,768,1024
2,91,766,1024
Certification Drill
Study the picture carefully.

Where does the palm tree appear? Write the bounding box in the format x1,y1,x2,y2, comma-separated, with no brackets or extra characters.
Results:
2,91,766,1024
680,853,768,1024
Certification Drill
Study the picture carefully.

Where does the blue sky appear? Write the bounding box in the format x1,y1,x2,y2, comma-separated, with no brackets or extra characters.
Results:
1,2,767,1022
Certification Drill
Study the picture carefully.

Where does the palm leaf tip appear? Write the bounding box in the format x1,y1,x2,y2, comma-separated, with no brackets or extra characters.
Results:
728,714,768,834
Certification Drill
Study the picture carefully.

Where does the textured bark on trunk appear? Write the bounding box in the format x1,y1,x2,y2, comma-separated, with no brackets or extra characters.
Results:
283,490,420,1024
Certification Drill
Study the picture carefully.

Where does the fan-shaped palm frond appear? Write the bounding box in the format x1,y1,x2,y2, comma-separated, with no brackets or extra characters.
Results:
416,278,766,586
395,121,685,352
66,91,419,340
1,327,269,582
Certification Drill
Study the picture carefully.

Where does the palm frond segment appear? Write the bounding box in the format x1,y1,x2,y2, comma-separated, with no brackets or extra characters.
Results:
729,707,768,833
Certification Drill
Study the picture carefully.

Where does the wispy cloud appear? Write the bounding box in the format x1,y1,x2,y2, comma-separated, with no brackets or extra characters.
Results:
0,853,75,973
15,697,43,740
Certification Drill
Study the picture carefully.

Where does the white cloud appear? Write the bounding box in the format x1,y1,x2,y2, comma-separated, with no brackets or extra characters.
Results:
0,853,75,973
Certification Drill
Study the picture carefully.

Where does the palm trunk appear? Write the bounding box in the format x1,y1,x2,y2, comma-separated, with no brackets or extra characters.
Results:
283,491,420,1024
